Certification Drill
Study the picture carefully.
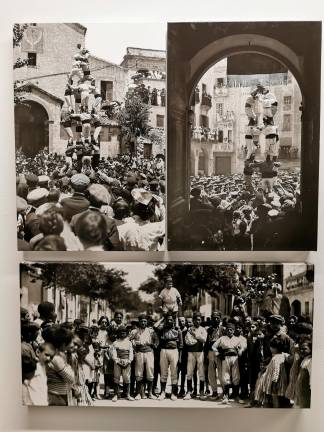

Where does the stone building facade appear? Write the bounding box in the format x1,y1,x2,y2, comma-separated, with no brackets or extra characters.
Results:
20,267,112,325
14,24,166,158
283,264,314,320
191,58,302,176
121,47,166,157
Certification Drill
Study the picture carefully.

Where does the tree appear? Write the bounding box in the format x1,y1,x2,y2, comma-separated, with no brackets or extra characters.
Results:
148,127,165,153
13,24,30,104
33,263,149,313
116,91,151,153
139,264,240,309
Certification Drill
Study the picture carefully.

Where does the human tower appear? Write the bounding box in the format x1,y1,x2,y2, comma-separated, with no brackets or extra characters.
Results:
60,44,103,167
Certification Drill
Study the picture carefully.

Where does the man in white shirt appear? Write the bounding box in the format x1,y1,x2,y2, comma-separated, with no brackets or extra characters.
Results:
183,313,207,400
159,275,182,314
213,322,241,404
23,342,56,406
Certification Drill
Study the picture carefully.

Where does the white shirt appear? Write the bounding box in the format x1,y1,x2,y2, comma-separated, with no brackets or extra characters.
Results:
212,335,241,355
159,287,182,312
23,363,48,406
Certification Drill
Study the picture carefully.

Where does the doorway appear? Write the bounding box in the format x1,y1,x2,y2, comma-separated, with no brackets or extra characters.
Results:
15,100,49,157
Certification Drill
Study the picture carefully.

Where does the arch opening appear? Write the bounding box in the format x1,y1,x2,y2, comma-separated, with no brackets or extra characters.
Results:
167,22,320,252
291,299,302,317
15,100,49,157
188,52,303,250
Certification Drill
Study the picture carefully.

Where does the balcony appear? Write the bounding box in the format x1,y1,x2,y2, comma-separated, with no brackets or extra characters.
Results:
191,127,234,152
213,141,234,152
200,93,212,110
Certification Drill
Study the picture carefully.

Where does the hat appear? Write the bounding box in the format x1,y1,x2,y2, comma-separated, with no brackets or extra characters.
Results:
191,187,201,197
35,202,57,216
260,203,272,211
17,196,28,213
25,213,40,236
241,205,253,213
155,153,165,160
226,322,235,329
17,183,29,200
25,173,39,187
149,179,159,188
38,175,50,186
59,176,70,188
126,172,137,185
269,315,285,325
271,200,281,209
88,184,111,205
117,325,128,334
131,188,153,206
27,188,49,206
70,174,90,190
209,195,221,207
61,195,90,221
268,209,279,217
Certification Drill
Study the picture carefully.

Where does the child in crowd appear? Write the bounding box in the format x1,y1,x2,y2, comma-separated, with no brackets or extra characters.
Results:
22,354,38,405
92,342,103,399
43,325,75,406
111,325,134,402
263,337,289,408
295,339,312,408
27,342,56,406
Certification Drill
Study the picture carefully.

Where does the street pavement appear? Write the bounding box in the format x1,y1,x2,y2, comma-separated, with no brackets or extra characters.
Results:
93,395,244,408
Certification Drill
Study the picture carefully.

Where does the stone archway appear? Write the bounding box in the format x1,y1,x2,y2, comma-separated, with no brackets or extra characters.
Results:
167,22,321,250
15,100,49,157
291,299,302,316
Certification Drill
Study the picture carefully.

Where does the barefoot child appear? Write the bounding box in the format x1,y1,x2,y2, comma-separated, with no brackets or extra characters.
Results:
111,325,134,402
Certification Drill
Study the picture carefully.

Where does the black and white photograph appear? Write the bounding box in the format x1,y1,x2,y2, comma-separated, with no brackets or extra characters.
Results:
14,23,166,251
167,22,321,251
20,262,313,408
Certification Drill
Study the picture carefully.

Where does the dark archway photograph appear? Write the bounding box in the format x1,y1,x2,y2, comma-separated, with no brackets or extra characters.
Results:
167,22,321,251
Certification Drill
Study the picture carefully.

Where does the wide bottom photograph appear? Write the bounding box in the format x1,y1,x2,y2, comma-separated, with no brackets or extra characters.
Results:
20,262,313,408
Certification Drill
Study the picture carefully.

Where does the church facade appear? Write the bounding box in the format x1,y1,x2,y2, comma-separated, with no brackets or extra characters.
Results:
14,23,166,158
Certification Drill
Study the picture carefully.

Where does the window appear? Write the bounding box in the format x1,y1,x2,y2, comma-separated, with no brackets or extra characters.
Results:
284,96,292,105
305,301,310,316
198,153,205,171
143,143,152,158
282,114,292,131
202,83,207,94
218,129,223,143
228,130,233,143
283,96,292,111
216,78,224,87
27,52,37,67
156,114,164,128
216,103,223,116
100,81,113,101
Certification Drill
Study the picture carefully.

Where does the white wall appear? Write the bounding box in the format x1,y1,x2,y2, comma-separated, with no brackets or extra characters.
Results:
1,1,324,432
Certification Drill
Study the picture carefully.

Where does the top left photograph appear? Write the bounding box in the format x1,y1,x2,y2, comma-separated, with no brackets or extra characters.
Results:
14,23,166,251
